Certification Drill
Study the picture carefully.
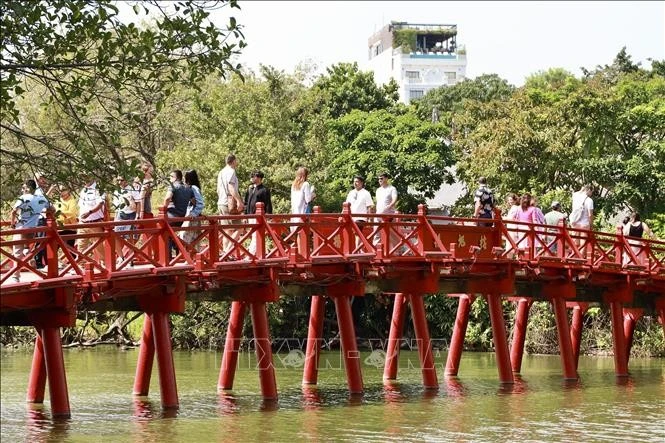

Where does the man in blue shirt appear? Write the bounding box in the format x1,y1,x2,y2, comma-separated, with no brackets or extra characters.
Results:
10,180,50,282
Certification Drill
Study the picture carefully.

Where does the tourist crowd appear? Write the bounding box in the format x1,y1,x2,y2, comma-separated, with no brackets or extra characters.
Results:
8,156,657,280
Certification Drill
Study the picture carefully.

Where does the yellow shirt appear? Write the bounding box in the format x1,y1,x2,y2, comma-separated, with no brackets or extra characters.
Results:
55,196,78,225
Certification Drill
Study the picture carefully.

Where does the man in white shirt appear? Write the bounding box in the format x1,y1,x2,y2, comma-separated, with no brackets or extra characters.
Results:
345,175,374,222
570,184,594,255
78,175,106,265
375,172,397,215
373,172,400,250
570,184,594,230
216,154,245,256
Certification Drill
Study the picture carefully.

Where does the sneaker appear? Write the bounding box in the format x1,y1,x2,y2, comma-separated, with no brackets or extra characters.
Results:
11,274,20,282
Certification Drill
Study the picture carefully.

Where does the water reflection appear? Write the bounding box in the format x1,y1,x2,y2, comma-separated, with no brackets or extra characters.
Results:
301,386,323,410
26,404,70,441
443,376,467,398
497,375,529,395
217,392,239,416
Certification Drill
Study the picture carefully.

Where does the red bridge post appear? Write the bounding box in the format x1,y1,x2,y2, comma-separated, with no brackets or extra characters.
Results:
623,308,644,367
552,297,578,380
250,302,278,400
509,297,532,374
41,327,71,418
151,312,179,409
568,302,589,370
333,295,363,394
218,301,247,391
486,293,514,384
303,295,326,385
383,293,407,382
445,294,475,377
409,293,438,389
133,314,155,396
26,331,47,403
610,301,629,377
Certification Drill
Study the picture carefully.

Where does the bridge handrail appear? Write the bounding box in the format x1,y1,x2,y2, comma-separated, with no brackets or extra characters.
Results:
2,204,663,287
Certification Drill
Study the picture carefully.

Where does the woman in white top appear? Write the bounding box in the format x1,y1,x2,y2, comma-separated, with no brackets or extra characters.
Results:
291,167,314,214
290,167,315,233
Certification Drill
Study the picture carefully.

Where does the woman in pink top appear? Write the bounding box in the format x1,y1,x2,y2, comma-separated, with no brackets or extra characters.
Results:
513,194,536,248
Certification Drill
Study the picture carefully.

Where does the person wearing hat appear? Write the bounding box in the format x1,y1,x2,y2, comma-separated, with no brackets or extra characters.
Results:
545,201,567,226
544,201,567,254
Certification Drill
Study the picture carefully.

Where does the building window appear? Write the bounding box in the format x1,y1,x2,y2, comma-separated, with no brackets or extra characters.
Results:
406,70,420,80
409,90,424,100
446,72,456,83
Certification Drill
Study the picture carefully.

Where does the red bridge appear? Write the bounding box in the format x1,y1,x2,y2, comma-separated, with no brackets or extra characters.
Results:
2,203,664,418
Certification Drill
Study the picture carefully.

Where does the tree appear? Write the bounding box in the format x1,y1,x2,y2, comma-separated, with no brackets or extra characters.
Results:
1,0,245,197
322,108,454,213
312,62,399,119
413,73,515,119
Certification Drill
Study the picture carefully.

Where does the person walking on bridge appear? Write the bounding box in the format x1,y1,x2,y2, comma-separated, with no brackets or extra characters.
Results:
244,170,272,255
9,180,50,282
77,175,107,267
217,154,244,257
473,177,495,227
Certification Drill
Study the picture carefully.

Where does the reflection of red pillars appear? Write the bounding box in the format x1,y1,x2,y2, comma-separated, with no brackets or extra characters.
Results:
303,295,326,385
486,294,514,384
27,331,47,403
409,294,438,389
218,301,247,390
552,297,578,380
569,304,588,370
610,301,628,377
622,308,644,366
133,314,155,396
384,293,407,381
151,312,179,409
333,296,363,394
41,327,70,418
250,302,278,400
445,294,474,377
510,298,531,373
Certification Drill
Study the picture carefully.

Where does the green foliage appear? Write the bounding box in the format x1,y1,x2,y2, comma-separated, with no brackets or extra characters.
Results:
451,51,664,221
413,73,515,120
312,62,398,119
323,108,455,213
393,29,418,53
1,0,245,200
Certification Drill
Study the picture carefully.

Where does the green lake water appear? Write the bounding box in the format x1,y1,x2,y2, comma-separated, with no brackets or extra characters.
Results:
1,349,664,442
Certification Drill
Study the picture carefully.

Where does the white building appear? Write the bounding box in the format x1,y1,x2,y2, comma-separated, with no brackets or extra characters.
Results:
366,22,467,104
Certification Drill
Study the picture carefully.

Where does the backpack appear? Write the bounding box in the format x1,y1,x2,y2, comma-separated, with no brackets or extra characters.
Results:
569,197,587,224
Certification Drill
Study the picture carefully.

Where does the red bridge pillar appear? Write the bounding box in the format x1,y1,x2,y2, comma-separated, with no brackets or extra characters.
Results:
333,295,363,394
133,314,155,396
552,297,578,380
409,294,438,389
303,295,326,385
610,301,629,377
383,293,407,382
622,308,644,367
218,301,247,391
151,312,179,409
250,302,278,400
27,332,47,404
567,302,589,370
41,327,71,418
486,293,514,384
445,294,475,377
509,297,532,374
